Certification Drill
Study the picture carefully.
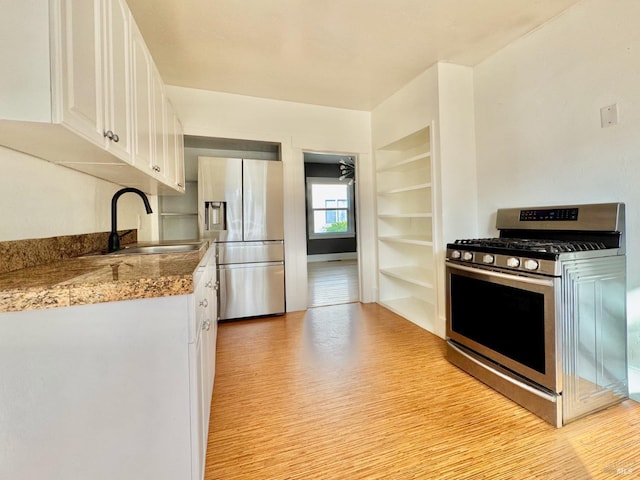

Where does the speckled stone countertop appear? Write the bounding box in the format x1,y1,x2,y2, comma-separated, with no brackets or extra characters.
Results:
0,240,210,314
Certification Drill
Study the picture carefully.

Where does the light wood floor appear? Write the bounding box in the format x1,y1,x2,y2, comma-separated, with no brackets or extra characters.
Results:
307,260,359,307
205,303,640,480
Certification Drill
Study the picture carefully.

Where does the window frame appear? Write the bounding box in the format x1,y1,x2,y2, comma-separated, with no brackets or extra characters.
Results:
306,176,356,239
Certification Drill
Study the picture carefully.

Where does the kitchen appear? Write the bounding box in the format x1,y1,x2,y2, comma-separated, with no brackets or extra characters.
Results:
1,0,640,478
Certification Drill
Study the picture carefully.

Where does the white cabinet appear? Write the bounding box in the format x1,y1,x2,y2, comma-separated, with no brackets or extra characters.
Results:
0,0,184,194
56,0,103,146
190,249,217,480
375,126,437,331
58,0,133,163
151,68,168,179
130,23,186,194
165,98,186,192
131,18,154,171
101,0,134,162
0,248,218,480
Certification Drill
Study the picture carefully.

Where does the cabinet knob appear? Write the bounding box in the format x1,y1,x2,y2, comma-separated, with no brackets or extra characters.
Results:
177,183,184,188
202,319,211,331
205,280,213,288
153,165,161,172
199,298,208,308
113,133,119,143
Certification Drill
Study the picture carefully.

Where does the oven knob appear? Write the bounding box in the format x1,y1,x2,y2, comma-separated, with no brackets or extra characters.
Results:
482,254,495,264
507,257,520,268
462,252,473,261
524,259,539,271
450,250,461,259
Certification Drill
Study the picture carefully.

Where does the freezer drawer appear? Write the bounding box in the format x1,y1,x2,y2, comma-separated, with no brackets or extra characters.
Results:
216,240,284,265
217,262,285,320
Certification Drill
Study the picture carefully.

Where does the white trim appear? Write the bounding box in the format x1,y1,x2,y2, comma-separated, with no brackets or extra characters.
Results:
307,252,358,263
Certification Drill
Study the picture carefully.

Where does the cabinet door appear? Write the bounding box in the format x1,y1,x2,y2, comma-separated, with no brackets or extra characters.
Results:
174,112,185,191
58,0,104,144
173,112,185,192
202,263,217,409
201,312,214,448
152,70,168,180
131,20,154,172
164,99,184,190
189,331,205,480
102,0,133,163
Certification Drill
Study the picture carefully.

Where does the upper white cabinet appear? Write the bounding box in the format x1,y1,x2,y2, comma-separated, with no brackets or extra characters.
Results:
131,17,156,171
130,20,185,194
166,99,186,192
61,0,133,162
0,0,184,195
150,67,168,180
103,0,134,162
56,0,103,146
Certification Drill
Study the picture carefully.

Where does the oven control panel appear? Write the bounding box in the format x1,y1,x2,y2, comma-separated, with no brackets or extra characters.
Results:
446,248,558,276
519,208,579,222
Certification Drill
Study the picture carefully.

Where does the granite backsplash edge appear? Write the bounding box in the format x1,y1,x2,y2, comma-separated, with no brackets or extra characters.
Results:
0,230,137,275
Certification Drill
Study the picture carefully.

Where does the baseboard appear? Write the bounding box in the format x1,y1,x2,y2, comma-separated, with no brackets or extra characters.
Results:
307,253,357,263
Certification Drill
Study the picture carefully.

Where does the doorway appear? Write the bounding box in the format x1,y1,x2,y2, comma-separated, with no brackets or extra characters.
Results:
304,152,359,307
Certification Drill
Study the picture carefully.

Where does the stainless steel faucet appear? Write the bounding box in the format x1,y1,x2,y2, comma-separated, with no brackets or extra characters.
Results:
108,187,153,252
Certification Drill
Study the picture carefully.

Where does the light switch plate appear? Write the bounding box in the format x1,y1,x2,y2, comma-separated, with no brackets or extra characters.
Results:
600,104,618,128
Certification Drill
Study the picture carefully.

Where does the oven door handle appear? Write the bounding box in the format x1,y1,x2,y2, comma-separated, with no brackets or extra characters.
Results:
448,342,557,403
446,262,555,287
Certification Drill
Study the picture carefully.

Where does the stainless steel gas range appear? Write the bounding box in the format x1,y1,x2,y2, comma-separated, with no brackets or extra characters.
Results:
445,203,628,427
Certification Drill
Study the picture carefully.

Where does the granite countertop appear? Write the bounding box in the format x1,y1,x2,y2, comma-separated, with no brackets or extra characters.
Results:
0,242,210,314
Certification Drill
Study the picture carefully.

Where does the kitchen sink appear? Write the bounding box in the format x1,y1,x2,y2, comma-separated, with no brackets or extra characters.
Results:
86,241,206,257
112,244,203,255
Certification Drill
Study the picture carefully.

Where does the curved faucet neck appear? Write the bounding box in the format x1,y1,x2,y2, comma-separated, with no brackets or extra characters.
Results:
108,187,153,252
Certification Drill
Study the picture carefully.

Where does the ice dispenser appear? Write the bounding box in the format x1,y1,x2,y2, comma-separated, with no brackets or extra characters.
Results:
204,201,227,231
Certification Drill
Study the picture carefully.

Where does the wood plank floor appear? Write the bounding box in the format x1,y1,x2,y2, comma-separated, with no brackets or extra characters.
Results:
204,303,640,479
307,260,359,307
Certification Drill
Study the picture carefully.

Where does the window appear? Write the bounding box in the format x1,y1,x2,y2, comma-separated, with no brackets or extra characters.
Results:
306,177,355,238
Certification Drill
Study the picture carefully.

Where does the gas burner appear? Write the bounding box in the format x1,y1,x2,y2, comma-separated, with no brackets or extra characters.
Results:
453,237,607,254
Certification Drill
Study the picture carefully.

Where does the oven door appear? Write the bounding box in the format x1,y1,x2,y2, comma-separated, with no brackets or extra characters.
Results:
446,261,560,392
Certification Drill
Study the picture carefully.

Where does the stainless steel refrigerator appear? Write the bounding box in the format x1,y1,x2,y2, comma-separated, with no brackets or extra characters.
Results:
198,156,285,320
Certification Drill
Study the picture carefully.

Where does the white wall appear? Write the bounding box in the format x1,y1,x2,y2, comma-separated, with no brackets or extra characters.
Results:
436,64,478,245
371,67,439,150
0,146,157,243
166,86,373,312
474,0,640,380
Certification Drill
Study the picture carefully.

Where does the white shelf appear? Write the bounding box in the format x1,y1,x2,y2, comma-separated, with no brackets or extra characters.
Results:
160,212,197,216
378,235,432,246
379,266,434,289
379,296,434,323
375,124,435,332
378,182,431,195
377,151,430,173
379,127,430,151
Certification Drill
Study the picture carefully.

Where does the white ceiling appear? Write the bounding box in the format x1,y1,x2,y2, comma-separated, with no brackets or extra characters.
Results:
126,0,583,111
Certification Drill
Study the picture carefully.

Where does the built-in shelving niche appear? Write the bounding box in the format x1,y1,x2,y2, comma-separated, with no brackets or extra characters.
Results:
158,135,281,241
375,126,436,330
